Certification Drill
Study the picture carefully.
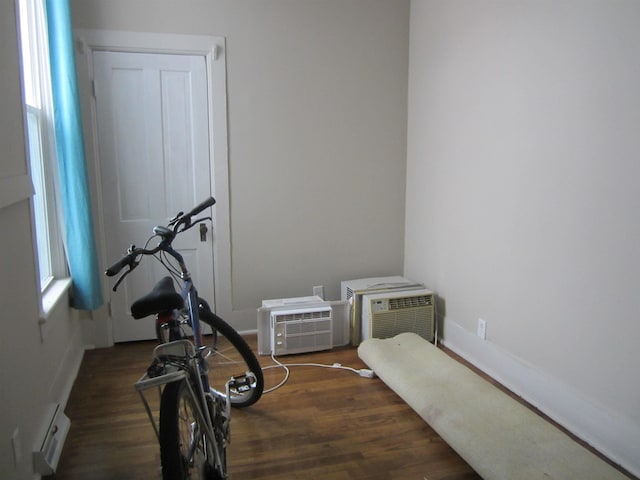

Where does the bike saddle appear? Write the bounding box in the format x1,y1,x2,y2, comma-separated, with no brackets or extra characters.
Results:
130,276,184,319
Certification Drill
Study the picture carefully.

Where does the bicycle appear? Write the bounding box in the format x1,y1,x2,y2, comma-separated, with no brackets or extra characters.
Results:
106,197,264,480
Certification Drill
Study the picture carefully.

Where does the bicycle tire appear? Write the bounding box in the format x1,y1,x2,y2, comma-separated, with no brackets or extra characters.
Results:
159,379,223,480
198,306,264,408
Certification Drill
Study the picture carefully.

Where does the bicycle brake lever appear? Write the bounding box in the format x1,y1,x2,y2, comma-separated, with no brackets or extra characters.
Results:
196,216,212,223
168,211,184,226
112,273,126,292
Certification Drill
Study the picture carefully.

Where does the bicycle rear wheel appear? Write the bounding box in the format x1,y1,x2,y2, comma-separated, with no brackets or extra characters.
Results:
159,379,223,480
198,305,264,408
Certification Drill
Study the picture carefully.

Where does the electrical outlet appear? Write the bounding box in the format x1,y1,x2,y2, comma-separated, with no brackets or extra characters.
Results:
313,285,324,299
477,318,487,340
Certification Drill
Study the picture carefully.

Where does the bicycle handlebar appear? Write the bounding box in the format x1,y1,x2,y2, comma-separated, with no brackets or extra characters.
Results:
184,197,216,219
105,197,216,284
105,252,136,277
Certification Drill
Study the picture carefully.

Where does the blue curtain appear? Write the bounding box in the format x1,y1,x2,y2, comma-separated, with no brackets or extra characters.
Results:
45,0,103,310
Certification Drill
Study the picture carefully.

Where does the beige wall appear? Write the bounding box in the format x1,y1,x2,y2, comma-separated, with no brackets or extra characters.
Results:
71,0,411,330
1,2,84,479
405,0,640,474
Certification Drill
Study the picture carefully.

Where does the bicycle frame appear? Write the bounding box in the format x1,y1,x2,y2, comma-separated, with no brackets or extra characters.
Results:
132,243,230,474
106,198,257,479
166,243,209,389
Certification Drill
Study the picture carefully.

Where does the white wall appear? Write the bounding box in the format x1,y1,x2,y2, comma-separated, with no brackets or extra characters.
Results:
70,0,411,330
4,0,638,477
405,0,640,475
1,2,85,479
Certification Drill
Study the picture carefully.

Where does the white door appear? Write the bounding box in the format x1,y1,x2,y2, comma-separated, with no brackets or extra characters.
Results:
94,51,214,342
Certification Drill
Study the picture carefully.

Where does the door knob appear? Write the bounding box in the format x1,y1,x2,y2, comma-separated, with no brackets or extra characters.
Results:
199,223,208,242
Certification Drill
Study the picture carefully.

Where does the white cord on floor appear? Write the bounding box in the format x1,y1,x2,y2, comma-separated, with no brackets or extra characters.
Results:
262,354,375,394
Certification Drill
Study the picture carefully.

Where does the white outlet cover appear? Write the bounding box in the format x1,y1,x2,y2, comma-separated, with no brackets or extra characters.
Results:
477,318,487,339
312,285,325,299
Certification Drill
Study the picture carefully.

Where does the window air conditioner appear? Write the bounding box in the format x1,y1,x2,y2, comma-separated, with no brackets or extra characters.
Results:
361,288,435,343
270,304,332,356
258,296,349,355
340,276,424,345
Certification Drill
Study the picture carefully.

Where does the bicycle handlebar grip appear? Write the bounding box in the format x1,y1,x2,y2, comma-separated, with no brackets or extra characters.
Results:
105,254,133,276
185,197,216,218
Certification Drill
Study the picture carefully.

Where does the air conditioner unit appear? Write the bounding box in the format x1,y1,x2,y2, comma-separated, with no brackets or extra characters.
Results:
270,304,332,356
341,276,424,345
258,296,349,355
258,296,322,355
361,288,435,343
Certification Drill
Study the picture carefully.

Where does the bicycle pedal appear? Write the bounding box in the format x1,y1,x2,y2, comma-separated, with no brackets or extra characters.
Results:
228,373,257,393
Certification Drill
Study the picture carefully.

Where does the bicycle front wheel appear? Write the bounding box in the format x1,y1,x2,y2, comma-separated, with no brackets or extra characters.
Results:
199,306,264,408
159,379,223,480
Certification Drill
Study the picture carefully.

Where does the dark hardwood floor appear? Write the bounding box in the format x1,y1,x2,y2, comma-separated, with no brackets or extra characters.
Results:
50,335,479,479
49,335,634,480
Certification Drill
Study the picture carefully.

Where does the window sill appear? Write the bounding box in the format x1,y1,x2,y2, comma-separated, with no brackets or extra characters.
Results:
39,278,72,341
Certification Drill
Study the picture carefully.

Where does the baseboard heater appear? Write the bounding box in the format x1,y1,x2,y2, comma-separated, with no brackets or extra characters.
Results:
33,402,70,475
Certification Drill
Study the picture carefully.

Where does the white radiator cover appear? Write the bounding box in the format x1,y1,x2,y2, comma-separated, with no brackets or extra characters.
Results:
33,403,70,475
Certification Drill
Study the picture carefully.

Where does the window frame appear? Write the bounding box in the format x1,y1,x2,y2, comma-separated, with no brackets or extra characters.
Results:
18,0,69,320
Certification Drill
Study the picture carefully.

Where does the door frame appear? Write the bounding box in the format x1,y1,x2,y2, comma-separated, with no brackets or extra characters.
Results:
74,29,233,346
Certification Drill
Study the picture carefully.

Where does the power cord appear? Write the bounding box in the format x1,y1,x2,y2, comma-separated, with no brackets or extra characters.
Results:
262,354,376,394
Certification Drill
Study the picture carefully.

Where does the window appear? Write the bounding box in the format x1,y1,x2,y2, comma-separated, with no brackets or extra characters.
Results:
18,0,66,293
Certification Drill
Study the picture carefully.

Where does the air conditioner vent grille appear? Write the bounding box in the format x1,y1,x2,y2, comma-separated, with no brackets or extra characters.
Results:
274,310,329,323
346,287,354,301
270,306,333,355
371,309,433,340
389,294,432,310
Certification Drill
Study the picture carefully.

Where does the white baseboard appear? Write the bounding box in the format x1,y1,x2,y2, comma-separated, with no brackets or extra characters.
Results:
441,320,640,478
49,332,85,411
